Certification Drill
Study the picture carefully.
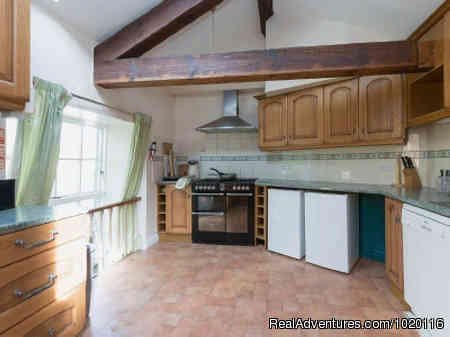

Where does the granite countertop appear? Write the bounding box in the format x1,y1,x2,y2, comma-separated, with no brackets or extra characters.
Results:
0,203,89,235
256,179,450,218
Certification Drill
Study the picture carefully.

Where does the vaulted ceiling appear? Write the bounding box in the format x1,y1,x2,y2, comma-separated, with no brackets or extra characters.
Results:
35,0,445,44
34,0,165,42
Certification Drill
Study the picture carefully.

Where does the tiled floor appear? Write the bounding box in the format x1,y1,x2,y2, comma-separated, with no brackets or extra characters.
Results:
81,243,418,337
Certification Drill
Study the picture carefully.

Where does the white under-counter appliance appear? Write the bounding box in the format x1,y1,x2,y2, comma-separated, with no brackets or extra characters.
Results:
305,192,359,273
268,189,305,259
402,205,450,337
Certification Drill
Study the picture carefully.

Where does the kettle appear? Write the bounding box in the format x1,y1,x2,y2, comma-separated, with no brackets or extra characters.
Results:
187,160,200,179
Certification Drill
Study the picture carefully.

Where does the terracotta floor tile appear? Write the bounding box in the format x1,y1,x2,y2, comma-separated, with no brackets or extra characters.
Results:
81,243,418,337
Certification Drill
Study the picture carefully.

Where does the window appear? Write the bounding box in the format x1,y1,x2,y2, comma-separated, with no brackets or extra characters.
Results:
52,118,106,200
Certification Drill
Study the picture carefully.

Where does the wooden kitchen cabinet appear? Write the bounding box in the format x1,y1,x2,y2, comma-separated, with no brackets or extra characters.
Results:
385,198,404,296
257,75,405,151
166,185,192,234
258,96,287,148
359,75,405,143
324,79,359,144
0,214,88,335
0,0,30,111
287,87,324,147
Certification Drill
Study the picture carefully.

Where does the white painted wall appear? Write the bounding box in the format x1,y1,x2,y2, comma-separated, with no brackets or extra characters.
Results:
145,0,265,57
24,3,175,248
173,91,260,155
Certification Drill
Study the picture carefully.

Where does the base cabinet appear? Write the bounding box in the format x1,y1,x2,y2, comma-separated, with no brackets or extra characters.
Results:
166,185,192,234
385,198,404,295
0,215,88,336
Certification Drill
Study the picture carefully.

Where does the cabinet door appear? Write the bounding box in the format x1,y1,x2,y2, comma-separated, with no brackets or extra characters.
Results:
287,87,323,147
166,185,191,234
0,0,30,110
258,96,287,148
385,198,404,294
359,75,404,142
324,79,359,144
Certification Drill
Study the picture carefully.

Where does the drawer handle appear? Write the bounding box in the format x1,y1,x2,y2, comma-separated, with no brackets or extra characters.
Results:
14,273,58,300
48,327,56,337
15,231,59,249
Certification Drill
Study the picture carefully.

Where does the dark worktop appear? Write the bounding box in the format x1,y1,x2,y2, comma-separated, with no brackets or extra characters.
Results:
0,203,89,235
256,179,450,219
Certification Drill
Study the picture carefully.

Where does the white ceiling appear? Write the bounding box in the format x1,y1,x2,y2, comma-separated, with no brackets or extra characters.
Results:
34,0,446,44
33,0,164,42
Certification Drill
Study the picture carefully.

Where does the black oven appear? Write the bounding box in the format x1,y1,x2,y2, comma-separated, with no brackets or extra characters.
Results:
192,180,255,246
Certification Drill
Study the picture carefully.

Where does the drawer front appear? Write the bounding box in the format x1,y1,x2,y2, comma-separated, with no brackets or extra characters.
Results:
1,284,86,337
0,215,89,268
0,240,86,333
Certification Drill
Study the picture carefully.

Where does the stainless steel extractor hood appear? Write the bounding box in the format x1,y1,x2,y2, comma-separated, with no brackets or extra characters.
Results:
196,90,257,133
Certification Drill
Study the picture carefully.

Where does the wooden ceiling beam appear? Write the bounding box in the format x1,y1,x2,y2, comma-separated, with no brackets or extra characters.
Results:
257,0,273,36
95,0,224,61
94,40,426,88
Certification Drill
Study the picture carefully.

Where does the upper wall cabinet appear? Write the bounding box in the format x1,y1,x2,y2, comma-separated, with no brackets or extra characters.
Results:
0,0,30,111
359,75,405,143
288,87,323,147
257,75,405,151
324,79,358,145
258,96,287,148
407,10,450,127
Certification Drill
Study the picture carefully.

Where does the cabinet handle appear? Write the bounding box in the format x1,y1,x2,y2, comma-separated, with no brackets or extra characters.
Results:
14,273,58,300
48,327,57,337
395,216,401,224
15,231,59,249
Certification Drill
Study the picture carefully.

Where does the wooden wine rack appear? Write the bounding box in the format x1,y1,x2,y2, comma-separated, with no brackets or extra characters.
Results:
255,185,267,247
157,184,167,233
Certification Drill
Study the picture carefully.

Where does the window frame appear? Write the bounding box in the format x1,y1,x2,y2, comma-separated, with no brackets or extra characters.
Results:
50,116,107,205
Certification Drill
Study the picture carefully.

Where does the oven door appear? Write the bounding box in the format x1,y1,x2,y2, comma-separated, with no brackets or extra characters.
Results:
192,193,225,213
226,193,253,234
194,212,226,232
224,193,254,245
192,211,227,244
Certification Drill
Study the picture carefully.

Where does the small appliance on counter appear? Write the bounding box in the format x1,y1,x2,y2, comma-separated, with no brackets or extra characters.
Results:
187,160,200,179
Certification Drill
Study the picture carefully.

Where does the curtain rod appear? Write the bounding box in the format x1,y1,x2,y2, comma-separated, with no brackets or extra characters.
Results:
71,93,135,121
31,77,135,121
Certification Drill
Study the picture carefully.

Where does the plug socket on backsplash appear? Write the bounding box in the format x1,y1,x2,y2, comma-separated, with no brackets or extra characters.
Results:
341,171,351,180
281,165,290,177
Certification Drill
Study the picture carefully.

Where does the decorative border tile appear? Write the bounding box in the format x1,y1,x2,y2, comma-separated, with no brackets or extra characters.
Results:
174,149,450,162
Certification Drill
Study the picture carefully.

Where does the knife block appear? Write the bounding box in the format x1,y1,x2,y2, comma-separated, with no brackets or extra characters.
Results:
402,168,422,189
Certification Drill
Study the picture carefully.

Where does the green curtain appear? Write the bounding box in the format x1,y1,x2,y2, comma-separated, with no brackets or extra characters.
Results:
10,116,33,179
116,112,152,259
15,77,71,206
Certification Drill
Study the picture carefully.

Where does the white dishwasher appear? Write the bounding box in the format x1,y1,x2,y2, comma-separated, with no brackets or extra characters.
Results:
268,189,305,259
403,205,450,337
305,192,359,273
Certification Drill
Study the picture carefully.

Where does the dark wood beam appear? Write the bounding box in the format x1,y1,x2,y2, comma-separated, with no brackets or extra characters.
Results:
95,0,224,61
257,0,273,36
95,40,425,88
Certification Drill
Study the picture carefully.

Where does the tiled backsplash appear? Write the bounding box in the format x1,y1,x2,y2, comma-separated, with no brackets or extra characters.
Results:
177,128,450,188
173,92,450,189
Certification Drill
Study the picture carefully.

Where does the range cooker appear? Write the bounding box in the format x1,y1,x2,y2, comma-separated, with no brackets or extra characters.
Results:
191,178,255,245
